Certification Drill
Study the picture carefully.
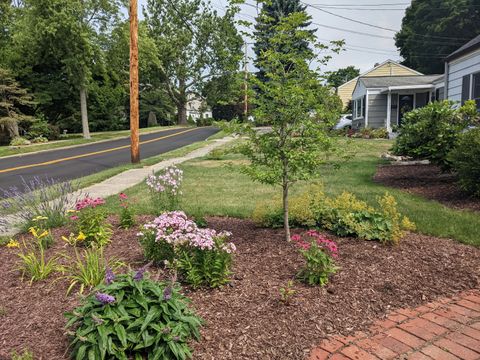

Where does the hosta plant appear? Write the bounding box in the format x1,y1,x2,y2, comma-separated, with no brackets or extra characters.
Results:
292,230,339,286
65,270,202,360
138,211,236,288
70,197,112,247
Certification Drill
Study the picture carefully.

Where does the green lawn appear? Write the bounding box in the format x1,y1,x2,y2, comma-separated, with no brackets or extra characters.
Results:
108,138,480,246
0,125,184,157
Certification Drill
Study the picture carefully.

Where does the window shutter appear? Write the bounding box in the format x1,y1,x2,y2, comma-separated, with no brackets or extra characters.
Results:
461,75,471,104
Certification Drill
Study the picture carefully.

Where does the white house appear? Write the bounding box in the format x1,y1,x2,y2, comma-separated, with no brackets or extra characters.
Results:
186,94,212,121
351,75,444,131
444,34,480,110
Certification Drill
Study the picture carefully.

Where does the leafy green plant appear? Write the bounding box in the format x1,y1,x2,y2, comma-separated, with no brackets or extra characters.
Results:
11,349,34,360
31,135,48,143
146,166,183,213
65,271,202,360
72,197,112,247
63,246,123,295
9,136,31,146
118,193,135,229
449,127,480,197
279,280,296,305
28,215,54,248
138,212,236,288
392,100,477,169
292,231,339,286
17,239,60,284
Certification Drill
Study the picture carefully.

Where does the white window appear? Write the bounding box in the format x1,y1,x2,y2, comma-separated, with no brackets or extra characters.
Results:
462,72,480,110
354,97,364,119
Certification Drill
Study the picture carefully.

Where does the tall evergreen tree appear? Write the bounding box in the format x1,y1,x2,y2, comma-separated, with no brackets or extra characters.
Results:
395,0,480,74
253,0,315,83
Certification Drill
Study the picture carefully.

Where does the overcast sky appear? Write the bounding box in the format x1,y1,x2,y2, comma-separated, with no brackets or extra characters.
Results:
137,0,409,73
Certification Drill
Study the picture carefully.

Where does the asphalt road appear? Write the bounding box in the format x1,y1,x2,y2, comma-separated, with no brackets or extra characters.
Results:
0,127,218,192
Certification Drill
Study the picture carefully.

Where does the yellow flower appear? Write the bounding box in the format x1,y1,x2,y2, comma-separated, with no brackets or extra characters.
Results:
67,209,77,214
38,230,49,239
29,227,38,238
6,239,20,248
77,232,86,241
33,216,48,221
61,235,69,242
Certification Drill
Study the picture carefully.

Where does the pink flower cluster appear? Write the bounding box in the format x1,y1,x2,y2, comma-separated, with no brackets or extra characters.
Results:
292,230,338,258
141,211,235,252
75,196,106,211
146,166,183,195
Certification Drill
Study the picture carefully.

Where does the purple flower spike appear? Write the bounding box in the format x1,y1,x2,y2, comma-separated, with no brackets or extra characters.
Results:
105,268,115,285
133,267,146,281
163,286,172,301
95,292,115,305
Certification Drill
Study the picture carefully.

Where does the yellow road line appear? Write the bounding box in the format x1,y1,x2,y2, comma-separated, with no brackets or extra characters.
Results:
0,128,199,174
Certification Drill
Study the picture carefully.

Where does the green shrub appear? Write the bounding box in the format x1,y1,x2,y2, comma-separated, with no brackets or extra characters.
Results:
31,135,48,143
26,117,60,140
117,193,135,229
17,237,60,284
252,189,415,244
392,100,477,169
138,227,176,265
370,128,389,139
65,272,202,360
449,127,480,197
9,136,30,146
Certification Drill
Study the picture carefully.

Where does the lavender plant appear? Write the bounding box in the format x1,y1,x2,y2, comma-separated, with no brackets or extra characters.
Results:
0,176,82,232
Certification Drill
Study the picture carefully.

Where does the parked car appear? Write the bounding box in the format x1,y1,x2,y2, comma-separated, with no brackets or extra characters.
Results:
334,114,352,130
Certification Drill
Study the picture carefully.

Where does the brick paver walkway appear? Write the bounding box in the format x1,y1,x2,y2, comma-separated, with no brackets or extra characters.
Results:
310,290,480,360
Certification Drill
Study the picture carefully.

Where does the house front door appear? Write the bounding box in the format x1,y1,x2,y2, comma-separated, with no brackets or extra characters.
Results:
398,94,414,126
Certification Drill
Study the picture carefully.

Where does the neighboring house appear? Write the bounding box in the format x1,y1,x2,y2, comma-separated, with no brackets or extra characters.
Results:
186,94,212,120
351,75,444,131
336,60,422,109
444,34,480,110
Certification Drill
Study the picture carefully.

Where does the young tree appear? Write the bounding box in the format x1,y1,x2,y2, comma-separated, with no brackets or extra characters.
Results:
253,0,315,84
144,0,243,125
395,0,480,74
326,66,360,89
231,12,343,241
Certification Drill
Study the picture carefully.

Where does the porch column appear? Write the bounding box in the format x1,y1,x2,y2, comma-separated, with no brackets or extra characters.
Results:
386,90,392,133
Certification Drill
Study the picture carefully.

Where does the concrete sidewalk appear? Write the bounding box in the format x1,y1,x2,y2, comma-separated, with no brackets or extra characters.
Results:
0,136,235,237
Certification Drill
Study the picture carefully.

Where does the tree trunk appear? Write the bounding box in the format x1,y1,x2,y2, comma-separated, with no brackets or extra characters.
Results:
282,181,291,242
80,87,90,139
177,102,187,125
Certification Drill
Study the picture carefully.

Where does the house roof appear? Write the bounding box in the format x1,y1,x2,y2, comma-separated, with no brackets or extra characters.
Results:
446,34,480,62
337,59,423,90
359,74,444,88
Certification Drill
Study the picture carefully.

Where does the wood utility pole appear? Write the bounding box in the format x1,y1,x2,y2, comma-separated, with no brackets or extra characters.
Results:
243,41,248,121
129,0,140,163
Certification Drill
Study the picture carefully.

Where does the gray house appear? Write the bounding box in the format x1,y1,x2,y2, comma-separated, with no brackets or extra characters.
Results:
351,75,444,131
444,34,480,109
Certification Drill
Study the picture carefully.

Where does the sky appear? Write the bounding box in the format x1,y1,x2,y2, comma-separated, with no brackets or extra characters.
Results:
136,0,410,73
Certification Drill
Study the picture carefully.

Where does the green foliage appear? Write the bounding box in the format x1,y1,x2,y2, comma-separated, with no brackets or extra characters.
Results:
65,272,202,360
449,128,480,197
352,127,389,139
392,100,478,169
63,246,123,295
75,207,112,247
326,66,360,89
296,241,337,286
25,117,60,140
253,187,415,244
227,12,343,240
9,136,30,146
395,0,480,74
279,280,296,305
28,216,54,249
139,228,176,265
175,236,234,289
11,349,34,360
17,238,60,284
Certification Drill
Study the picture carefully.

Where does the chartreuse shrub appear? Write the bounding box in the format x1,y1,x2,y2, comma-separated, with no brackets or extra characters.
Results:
449,127,480,197
292,230,339,286
138,211,236,288
65,270,202,360
70,197,112,247
253,185,415,244
392,100,477,169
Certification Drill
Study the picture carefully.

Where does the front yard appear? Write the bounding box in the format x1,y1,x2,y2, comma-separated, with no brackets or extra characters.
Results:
1,137,479,359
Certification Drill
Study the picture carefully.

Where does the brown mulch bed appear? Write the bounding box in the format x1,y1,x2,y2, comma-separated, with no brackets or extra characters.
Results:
374,164,480,212
0,217,479,360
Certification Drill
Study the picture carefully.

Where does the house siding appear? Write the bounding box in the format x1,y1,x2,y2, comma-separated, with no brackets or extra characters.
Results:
337,62,420,109
447,49,480,102
367,93,388,128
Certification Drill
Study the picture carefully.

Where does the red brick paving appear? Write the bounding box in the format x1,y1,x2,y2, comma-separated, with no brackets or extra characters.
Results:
309,290,480,360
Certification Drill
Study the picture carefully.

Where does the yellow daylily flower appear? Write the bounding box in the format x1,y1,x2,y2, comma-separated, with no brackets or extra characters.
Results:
33,216,48,221
77,232,86,241
6,239,20,248
29,227,38,238
38,230,49,239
